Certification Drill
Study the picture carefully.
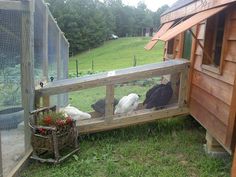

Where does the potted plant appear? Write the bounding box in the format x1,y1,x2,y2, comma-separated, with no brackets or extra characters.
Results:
29,106,79,163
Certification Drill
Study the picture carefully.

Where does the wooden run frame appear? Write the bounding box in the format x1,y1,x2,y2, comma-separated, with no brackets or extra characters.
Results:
35,59,190,134
0,0,69,176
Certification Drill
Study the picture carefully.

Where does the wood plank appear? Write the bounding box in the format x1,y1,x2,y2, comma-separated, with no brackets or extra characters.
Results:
197,23,206,40
225,41,236,62
225,75,236,148
231,147,236,177
231,10,236,19
0,131,2,177
161,0,236,23
7,149,32,177
190,98,227,147
194,57,236,85
35,60,190,96
195,40,204,56
191,85,230,125
192,70,234,105
21,0,35,152
178,65,189,107
105,85,115,122
41,0,49,80
0,0,29,11
78,106,189,134
228,20,236,40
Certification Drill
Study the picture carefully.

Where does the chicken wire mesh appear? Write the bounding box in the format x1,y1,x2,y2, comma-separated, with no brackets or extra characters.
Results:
0,9,25,177
0,1,70,176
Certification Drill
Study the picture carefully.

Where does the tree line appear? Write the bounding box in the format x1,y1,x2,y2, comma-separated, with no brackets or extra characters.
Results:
45,0,169,55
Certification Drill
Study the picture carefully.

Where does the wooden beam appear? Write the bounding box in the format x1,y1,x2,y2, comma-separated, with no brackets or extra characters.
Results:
21,0,35,152
78,106,189,134
178,64,189,107
231,147,236,177
0,0,30,11
35,60,190,97
6,149,32,177
41,0,49,81
105,85,115,122
0,131,2,177
161,0,236,24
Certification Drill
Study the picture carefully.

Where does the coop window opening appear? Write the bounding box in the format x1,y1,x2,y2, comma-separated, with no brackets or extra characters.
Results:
202,10,227,74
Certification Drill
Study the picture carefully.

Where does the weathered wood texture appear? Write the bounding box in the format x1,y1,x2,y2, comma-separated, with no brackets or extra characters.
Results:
0,0,30,11
35,60,190,96
0,132,2,177
21,0,35,152
189,7,236,151
232,147,236,177
105,85,115,122
163,6,236,152
161,0,236,23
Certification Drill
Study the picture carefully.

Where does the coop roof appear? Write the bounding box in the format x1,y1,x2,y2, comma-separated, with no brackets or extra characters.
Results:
162,0,196,15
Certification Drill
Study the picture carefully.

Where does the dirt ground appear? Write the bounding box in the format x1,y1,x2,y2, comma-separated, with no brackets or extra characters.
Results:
1,124,25,176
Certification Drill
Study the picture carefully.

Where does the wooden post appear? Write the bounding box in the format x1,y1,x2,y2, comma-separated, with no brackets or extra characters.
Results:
76,59,79,77
56,29,62,107
205,132,226,153
42,1,49,107
21,0,35,152
105,84,115,122
0,131,2,177
178,65,189,107
231,147,236,177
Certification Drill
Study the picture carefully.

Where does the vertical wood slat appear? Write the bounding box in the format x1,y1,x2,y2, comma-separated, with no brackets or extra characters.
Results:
0,131,2,177
178,64,189,107
57,31,62,107
231,147,236,177
21,0,35,152
42,1,48,81
42,0,49,107
105,85,115,122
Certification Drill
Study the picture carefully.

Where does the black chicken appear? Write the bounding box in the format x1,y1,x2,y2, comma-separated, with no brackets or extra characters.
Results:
143,82,173,109
91,98,119,114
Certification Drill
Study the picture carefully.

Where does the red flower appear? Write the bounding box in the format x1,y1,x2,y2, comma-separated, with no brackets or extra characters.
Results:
38,128,46,135
43,116,52,125
66,117,73,125
56,119,65,126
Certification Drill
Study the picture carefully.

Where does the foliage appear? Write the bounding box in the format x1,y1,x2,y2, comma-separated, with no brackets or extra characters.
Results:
22,117,232,177
45,0,168,55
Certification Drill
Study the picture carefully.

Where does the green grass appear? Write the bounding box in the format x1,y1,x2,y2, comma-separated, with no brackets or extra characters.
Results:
22,37,232,176
69,37,164,74
21,118,231,177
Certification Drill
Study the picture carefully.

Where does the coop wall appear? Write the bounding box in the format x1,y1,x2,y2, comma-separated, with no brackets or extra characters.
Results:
164,7,236,152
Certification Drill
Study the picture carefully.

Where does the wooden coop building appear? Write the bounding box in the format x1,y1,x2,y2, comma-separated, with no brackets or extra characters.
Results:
146,0,236,155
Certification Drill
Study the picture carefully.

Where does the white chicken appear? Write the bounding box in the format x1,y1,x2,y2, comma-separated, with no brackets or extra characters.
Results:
115,93,139,114
60,104,91,121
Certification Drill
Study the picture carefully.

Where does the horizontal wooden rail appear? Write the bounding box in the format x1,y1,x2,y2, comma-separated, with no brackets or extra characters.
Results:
35,59,190,97
78,106,189,134
0,0,31,11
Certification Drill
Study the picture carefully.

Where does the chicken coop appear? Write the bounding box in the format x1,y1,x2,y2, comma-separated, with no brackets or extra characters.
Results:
146,0,236,156
0,0,69,176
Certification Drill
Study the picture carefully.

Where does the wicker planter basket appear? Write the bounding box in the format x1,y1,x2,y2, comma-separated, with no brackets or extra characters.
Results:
29,106,79,163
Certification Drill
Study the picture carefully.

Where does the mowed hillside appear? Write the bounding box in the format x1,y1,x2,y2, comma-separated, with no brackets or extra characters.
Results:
69,37,164,73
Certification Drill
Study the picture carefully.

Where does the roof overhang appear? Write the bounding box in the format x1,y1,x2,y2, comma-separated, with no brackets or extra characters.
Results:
145,21,174,50
160,5,228,41
161,0,236,24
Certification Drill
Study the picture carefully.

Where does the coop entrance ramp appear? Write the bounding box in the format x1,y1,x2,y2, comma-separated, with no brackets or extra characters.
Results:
35,59,190,134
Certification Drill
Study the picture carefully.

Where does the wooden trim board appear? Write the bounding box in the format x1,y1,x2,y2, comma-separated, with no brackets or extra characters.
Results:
78,106,189,134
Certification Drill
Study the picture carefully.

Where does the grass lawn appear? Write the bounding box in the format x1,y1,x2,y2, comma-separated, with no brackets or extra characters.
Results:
22,37,232,176
69,37,164,74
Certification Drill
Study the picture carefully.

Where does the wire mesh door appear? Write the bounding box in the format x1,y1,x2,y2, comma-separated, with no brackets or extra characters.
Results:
0,8,25,176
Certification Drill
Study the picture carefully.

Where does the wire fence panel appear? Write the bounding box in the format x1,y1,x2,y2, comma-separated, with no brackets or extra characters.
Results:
34,0,44,85
0,9,25,177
